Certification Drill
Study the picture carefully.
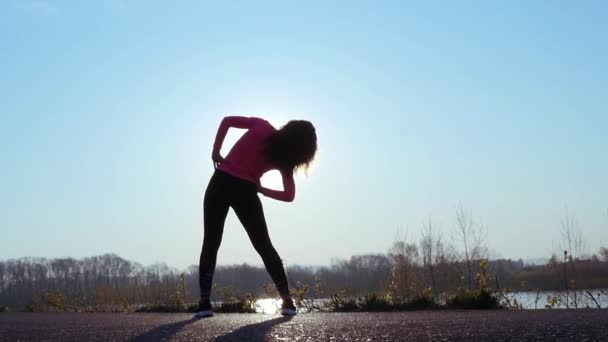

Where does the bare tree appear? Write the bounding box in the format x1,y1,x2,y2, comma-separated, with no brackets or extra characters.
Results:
558,207,590,308
601,209,608,262
560,208,586,261
420,217,441,302
387,233,421,301
455,204,487,290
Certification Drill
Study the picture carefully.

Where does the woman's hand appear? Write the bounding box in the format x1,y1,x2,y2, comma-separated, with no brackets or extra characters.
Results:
212,150,224,168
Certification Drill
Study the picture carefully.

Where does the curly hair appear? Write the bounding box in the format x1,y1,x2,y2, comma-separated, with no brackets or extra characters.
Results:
263,120,317,173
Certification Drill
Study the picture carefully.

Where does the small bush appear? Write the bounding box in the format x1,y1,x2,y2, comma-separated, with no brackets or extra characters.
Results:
325,291,358,312
446,260,501,310
213,284,257,313
321,292,438,312
215,296,256,313
496,288,523,309
446,287,500,309
357,294,392,311
23,291,71,312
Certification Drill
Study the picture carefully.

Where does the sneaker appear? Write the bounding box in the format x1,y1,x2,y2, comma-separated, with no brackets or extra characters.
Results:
280,298,297,316
194,299,213,318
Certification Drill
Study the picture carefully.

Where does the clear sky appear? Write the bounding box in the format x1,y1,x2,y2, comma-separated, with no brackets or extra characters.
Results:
1,0,607,269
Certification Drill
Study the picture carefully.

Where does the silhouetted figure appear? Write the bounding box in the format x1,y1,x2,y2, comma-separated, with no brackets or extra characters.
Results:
195,116,317,318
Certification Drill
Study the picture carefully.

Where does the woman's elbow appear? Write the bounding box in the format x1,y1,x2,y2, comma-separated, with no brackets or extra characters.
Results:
280,191,295,202
285,194,295,203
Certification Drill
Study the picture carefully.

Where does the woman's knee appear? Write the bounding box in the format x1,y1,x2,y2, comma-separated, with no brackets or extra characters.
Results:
201,239,222,257
249,234,270,251
255,243,281,261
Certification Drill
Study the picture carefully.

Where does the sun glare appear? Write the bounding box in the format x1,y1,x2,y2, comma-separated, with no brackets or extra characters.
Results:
255,298,281,314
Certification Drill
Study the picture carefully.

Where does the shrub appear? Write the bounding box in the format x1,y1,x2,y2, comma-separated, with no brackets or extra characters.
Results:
357,293,391,311
400,296,437,310
23,291,71,312
446,261,501,309
214,284,256,313
325,290,358,312
214,296,256,313
447,287,499,309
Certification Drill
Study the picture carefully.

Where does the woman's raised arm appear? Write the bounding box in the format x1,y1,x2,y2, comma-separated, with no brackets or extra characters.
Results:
212,116,257,153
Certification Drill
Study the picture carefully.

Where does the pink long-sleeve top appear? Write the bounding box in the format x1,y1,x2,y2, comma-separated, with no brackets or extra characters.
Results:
213,116,295,202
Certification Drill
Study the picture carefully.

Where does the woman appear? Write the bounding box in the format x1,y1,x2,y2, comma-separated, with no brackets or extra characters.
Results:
195,116,317,318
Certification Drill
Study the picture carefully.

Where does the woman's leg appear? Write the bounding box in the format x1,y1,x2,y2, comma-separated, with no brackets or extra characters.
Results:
232,193,290,299
199,172,230,301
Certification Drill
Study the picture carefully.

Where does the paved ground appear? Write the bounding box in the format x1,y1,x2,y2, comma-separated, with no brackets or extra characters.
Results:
1,310,607,341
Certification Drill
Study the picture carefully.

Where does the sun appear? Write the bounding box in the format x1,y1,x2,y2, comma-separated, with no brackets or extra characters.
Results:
255,298,281,314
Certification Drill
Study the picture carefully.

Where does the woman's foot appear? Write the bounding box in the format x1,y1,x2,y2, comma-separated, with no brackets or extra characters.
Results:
194,299,213,318
281,298,297,316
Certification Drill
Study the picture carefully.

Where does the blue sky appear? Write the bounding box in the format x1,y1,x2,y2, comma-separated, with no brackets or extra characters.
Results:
1,0,607,268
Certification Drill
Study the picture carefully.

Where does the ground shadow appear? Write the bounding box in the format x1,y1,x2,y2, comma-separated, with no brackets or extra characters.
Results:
214,315,294,342
129,317,198,342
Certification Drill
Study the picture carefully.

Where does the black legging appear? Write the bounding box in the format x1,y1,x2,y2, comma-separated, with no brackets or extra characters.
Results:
199,170,290,300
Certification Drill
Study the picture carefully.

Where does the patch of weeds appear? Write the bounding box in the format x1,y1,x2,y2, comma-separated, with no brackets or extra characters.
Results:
214,284,256,313
291,277,329,313
215,296,256,313
325,290,358,312
446,287,499,309
24,291,72,312
446,261,501,310
357,293,392,311
496,288,522,310
544,294,561,309
324,292,438,312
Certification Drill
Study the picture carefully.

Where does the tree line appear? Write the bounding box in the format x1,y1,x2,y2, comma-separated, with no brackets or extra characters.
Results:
1,207,606,310
1,250,606,310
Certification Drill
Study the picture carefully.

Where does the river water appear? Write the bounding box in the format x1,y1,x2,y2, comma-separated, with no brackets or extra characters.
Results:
507,290,608,309
253,290,608,313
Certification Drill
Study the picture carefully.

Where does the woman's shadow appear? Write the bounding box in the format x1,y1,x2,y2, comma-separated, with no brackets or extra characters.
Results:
129,317,199,342
129,315,293,342
215,315,293,342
